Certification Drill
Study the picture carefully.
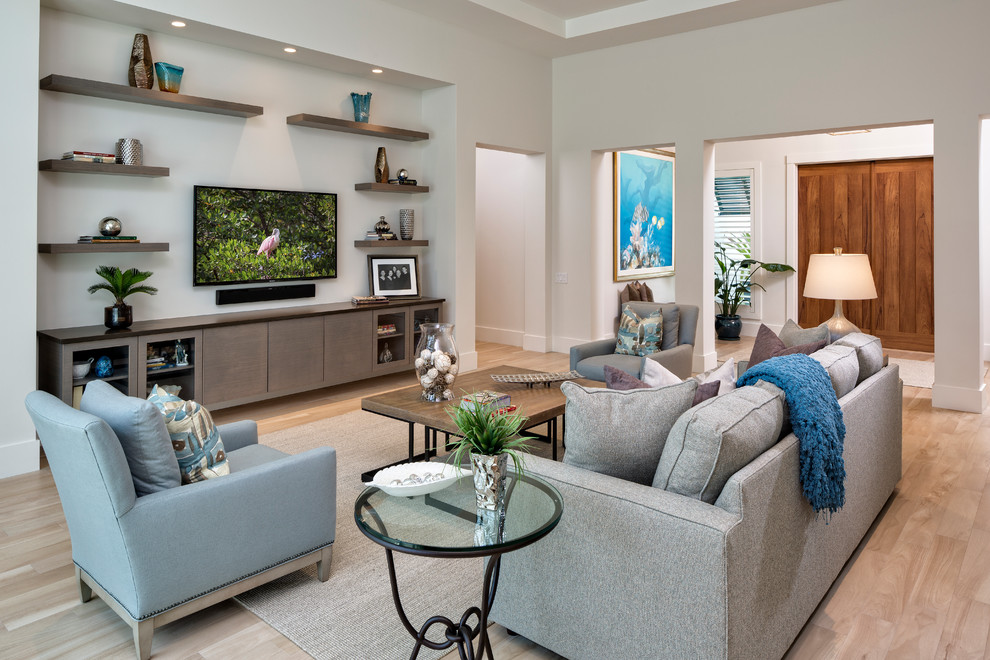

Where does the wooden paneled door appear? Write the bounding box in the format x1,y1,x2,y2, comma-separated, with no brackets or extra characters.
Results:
798,157,934,352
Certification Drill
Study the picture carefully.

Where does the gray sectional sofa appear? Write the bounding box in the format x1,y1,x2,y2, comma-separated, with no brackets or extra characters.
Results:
491,340,902,659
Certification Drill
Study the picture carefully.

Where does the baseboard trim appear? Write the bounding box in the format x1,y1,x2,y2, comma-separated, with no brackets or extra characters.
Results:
552,336,588,354
458,350,479,374
0,438,41,478
693,350,718,373
522,334,548,353
476,326,524,347
932,382,987,413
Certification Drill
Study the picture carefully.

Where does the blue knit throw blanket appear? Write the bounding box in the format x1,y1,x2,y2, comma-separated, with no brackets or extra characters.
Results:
737,353,846,520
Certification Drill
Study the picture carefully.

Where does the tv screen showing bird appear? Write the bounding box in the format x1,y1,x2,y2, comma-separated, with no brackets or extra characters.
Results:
193,185,337,286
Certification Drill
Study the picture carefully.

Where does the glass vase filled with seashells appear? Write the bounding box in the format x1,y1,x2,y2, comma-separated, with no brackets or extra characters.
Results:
414,323,458,401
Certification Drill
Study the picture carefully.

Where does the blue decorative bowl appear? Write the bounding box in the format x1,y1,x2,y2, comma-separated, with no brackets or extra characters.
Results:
154,62,184,93
95,356,114,378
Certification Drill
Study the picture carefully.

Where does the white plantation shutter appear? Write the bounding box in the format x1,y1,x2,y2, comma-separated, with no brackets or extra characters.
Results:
714,169,755,305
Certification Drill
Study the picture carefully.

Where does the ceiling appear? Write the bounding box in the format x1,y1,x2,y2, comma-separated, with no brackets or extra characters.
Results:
381,0,843,57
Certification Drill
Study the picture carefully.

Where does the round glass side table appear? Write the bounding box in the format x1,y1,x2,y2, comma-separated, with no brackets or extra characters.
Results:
355,471,563,660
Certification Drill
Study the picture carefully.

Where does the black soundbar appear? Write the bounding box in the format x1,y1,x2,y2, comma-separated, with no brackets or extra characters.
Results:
216,283,316,305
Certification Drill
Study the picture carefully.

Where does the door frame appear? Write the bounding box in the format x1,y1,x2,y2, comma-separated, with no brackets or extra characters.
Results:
784,143,933,324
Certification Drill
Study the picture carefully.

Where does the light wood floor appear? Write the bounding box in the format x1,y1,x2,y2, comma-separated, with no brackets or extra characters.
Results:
2,340,988,659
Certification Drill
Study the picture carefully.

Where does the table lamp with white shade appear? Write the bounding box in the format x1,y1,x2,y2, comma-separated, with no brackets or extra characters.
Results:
803,248,878,342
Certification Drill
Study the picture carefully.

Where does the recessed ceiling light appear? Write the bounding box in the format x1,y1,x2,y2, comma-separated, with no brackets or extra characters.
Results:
170,20,186,27
372,68,383,74
284,47,297,53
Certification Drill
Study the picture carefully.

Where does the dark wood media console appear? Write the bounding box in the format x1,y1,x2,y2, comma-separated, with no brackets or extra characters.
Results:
38,297,444,410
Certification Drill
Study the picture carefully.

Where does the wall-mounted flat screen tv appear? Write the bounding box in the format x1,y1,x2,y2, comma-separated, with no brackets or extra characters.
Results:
193,185,337,286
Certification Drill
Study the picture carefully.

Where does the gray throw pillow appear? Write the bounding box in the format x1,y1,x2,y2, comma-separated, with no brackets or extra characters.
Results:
80,380,181,496
653,384,784,503
779,319,830,347
809,344,860,398
562,380,698,485
833,332,883,383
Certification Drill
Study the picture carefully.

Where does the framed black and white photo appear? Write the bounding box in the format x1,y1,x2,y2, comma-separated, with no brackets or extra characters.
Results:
368,255,421,298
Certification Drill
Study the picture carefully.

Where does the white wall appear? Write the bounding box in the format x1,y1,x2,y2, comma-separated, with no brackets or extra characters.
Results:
0,2,40,478
476,148,526,345
552,0,988,411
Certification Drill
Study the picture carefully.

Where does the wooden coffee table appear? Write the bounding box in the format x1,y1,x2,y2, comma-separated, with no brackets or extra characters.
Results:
360,365,593,481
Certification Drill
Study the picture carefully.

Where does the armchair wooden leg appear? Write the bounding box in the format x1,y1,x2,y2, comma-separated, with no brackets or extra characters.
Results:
133,618,153,660
75,566,93,603
317,545,333,582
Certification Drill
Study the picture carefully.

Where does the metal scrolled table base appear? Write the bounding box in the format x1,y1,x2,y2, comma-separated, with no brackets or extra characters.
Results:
385,548,502,660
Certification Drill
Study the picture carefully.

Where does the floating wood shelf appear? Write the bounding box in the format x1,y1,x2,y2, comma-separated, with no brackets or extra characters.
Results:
354,240,429,248
39,242,170,254
39,160,169,177
40,74,264,118
354,183,430,194
286,114,428,141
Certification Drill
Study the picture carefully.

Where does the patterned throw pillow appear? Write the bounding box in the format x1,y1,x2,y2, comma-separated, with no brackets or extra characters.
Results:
148,385,229,483
614,306,663,356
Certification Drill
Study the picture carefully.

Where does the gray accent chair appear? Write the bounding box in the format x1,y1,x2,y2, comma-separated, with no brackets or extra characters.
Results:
24,388,336,660
570,302,699,381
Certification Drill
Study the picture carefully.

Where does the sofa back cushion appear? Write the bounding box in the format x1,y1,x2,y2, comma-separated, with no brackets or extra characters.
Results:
653,384,785,503
833,332,883,383
809,344,860,398
80,379,181,497
562,380,698,485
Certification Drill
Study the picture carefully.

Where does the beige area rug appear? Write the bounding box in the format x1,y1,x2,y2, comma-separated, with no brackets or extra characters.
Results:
888,357,988,389
234,411,502,660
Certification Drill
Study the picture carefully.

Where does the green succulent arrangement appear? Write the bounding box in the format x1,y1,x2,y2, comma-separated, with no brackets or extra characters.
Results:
87,265,158,305
446,395,532,475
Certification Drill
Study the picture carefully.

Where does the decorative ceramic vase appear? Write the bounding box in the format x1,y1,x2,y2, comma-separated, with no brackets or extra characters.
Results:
99,217,122,236
128,34,154,89
375,147,389,183
94,355,114,378
375,216,391,236
116,138,143,166
414,323,458,402
471,452,508,510
105,303,133,329
474,499,506,544
399,209,414,240
715,314,742,341
351,92,371,123
154,62,183,93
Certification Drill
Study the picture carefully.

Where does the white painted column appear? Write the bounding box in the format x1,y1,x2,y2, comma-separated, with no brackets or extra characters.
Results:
932,114,986,412
0,0,40,477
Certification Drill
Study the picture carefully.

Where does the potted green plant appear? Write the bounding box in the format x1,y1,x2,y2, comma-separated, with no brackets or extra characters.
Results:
447,395,532,509
87,265,158,329
714,237,794,340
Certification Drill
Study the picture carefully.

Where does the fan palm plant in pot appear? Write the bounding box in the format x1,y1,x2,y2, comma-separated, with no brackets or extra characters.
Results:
447,395,532,509
714,237,794,340
87,265,158,329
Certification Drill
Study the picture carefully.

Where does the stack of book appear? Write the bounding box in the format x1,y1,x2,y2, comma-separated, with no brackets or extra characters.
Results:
147,355,168,371
376,323,397,336
460,390,511,412
63,150,117,164
365,230,397,240
78,236,140,244
387,178,419,186
351,295,388,305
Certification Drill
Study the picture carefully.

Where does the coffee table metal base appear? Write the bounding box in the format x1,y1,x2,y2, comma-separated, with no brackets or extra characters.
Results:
385,548,501,660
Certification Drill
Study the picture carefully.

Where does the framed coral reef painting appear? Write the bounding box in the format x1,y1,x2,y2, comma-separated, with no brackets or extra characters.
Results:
613,149,675,281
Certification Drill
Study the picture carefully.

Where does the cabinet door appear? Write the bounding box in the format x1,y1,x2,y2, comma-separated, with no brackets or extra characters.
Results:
202,323,268,406
325,311,373,386
269,317,324,393
372,308,410,375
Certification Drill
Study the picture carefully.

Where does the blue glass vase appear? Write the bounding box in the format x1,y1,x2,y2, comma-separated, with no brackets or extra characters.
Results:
351,92,371,123
154,62,184,93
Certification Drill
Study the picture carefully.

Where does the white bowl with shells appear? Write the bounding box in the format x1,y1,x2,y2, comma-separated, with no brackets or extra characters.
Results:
365,461,464,497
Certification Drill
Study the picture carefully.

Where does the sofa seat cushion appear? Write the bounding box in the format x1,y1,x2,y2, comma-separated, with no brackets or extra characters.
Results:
148,385,230,483
653,384,785,503
575,353,643,381
833,332,883,383
809,344,860,398
562,380,698,485
227,444,288,473
80,379,181,497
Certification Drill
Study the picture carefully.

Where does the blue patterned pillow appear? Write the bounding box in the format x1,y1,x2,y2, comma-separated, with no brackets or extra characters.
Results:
148,385,229,483
614,307,663,356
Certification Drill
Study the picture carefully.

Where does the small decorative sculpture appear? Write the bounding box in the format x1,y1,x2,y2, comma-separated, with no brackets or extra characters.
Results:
95,355,114,378
128,34,154,89
375,147,389,183
379,343,393,363
397,169,409,182
375,216,391,236
99,217,122,236
175,341,188,367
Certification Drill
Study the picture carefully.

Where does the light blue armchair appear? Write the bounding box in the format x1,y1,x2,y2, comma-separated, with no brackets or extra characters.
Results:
24,386,336,660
